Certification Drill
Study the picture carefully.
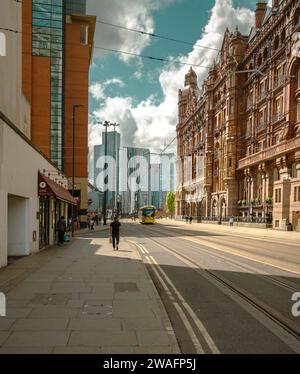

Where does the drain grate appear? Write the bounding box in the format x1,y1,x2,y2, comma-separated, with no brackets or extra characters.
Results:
29,293,71,306
114,282,139,292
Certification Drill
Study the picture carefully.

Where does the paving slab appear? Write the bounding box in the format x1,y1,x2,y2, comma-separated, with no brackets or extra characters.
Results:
0,226,180,354
3,331,70,347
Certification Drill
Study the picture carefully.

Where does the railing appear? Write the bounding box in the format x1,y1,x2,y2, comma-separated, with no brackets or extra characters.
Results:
201,216,273,224
257,121,267,131
257,90,267,102
272,113,285,124
273,76,286,90
246,104,254,112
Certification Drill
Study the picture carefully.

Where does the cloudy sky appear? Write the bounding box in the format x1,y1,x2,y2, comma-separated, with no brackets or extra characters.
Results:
87,0,263,178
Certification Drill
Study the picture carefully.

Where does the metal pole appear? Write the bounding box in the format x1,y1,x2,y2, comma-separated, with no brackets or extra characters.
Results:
71,105,75,237
103,123,108,225
71,105,84,237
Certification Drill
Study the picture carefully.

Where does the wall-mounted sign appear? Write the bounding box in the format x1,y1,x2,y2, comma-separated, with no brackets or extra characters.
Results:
38,174,53,197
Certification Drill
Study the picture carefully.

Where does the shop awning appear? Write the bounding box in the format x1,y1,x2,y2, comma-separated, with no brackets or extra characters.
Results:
38,173,77,205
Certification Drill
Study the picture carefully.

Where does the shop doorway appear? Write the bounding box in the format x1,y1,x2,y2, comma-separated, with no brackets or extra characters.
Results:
39,197,49,248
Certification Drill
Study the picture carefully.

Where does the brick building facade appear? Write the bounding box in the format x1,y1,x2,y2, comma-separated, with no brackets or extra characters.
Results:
176,0,300,230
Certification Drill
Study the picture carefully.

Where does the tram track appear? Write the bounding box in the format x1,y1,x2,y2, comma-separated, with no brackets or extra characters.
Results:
124,223,300,352
146,223,300,291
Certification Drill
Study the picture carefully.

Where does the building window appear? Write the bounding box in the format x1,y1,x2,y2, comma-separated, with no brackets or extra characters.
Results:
294,186,300,202
292,163,297,178
275,188,282,203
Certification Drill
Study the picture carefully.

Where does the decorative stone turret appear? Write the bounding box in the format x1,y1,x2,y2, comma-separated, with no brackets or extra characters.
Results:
184,67,198,90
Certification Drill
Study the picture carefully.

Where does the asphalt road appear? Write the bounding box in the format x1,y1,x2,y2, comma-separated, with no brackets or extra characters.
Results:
122,220,300,354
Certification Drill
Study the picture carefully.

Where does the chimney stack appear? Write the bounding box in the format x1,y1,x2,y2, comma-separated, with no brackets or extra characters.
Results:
255,2,267,29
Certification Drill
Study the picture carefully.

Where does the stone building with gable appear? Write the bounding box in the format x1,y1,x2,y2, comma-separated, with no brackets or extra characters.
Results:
176,0,300,230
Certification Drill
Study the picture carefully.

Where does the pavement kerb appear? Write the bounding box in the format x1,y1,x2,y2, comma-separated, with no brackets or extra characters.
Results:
126,239,181,354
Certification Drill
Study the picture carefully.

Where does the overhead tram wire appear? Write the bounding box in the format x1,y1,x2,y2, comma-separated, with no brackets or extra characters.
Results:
96,19,221,52
94,46,212,69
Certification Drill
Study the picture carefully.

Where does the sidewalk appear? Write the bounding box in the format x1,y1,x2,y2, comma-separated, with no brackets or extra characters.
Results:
0,230,179,354
159,218,300,244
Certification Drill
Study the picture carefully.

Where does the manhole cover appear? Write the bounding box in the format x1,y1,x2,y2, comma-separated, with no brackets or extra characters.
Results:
82,304,112,316
114,282,139,292
30,293,71,305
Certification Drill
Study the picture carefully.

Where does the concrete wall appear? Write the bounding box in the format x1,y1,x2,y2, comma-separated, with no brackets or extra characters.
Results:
0,0,30,137
0,120,68,267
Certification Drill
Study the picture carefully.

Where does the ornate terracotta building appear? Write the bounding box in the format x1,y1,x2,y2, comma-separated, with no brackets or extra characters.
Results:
176,0,300,230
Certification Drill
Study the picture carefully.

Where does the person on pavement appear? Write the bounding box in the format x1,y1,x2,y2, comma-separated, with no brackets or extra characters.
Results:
110,216,121,251
57,216,67,245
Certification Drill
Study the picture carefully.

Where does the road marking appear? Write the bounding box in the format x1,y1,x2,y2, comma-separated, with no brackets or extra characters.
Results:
145,254,205,353
140,245,220,354
180,235,300,276
139,246,146,254
151,239,300,354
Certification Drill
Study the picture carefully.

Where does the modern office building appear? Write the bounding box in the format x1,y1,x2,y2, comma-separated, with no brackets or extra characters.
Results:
151,153,175,209
22,0,96,228
94,131,121,209
176,0,300,230
120,147,151,214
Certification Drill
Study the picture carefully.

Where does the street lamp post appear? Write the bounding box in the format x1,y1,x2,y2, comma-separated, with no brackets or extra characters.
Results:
71,104,84,237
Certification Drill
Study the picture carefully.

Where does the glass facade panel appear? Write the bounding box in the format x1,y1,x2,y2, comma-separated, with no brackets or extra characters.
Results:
32,0,65,169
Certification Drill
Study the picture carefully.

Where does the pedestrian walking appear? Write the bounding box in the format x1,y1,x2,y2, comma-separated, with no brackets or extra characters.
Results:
90,218,95,231
189,216,193,224
110,216,121,250
229,216,234,227
185,216,189,223
57,216,67,245
87,217,91,231
95,214,99,226
99,214,102,225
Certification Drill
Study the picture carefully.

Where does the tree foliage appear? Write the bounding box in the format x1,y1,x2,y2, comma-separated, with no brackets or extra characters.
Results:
166,191,175,218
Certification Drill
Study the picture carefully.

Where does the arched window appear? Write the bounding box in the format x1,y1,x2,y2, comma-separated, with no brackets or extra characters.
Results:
297,69,300,88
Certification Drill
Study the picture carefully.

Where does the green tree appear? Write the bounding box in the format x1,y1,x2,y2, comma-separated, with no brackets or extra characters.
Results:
166,191,175,219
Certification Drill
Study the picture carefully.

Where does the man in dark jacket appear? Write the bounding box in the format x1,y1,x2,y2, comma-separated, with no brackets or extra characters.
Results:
110,216,121,250
57,216,67,245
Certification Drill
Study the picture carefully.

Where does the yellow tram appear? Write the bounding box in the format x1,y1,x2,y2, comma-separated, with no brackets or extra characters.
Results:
138,206,156,224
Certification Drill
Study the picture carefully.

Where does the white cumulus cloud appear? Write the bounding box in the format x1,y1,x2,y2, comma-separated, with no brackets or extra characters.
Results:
89,0,255,154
